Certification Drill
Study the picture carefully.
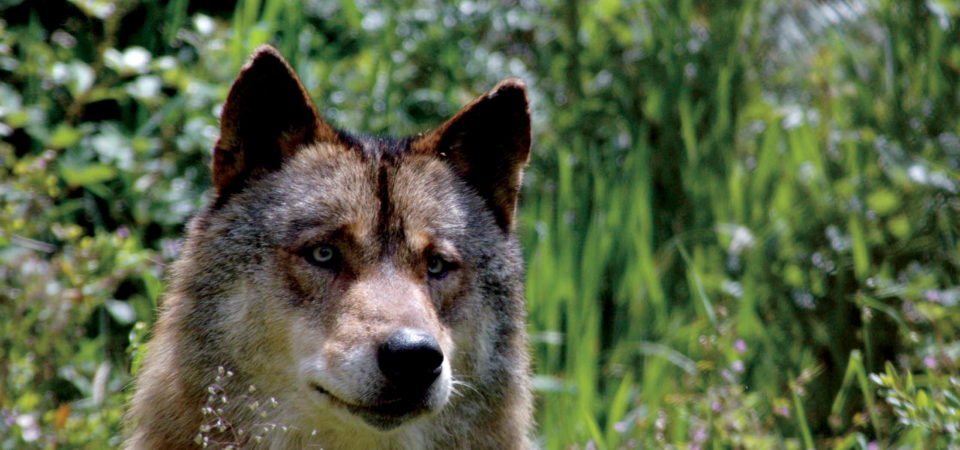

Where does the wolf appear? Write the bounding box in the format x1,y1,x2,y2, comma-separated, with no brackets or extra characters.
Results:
126,45,533,449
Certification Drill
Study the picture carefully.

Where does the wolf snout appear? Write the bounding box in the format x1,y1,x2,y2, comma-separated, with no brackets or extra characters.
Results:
377,328,443,390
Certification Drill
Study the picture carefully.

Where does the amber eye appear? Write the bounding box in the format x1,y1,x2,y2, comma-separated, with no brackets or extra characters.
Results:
427,255,449,278
305,245,340,268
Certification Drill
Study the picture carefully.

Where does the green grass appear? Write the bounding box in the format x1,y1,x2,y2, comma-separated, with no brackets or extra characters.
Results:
2,0,960,448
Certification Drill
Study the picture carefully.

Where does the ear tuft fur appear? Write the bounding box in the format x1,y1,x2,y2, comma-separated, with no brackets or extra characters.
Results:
488,77,527,98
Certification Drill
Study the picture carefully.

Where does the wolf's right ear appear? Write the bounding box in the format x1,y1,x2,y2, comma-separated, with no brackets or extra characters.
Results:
411,79,532,233
212,45,338,203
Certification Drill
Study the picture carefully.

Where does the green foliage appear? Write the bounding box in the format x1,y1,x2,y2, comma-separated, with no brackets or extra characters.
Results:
869,362,960,446
1,0,959,447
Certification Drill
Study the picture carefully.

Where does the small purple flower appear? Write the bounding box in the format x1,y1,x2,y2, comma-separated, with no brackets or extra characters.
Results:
734,339,747,354
614,421,628,433
776,406,790,418
867,442,879,450
924,356,937,369
117,226,130,239
712,401,722,412
731,360,745,373
692,425,708,443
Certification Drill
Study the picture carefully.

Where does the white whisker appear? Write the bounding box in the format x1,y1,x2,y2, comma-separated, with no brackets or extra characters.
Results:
449,377,481,399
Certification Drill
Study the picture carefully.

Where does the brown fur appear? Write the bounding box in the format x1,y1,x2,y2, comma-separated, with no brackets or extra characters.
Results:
126,45,533,449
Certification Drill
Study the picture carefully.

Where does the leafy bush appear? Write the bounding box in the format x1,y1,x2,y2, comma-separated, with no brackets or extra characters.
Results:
1,0,958,447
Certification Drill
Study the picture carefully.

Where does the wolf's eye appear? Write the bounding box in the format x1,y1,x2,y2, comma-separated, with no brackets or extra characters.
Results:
305,245,340,268
427,255,449,278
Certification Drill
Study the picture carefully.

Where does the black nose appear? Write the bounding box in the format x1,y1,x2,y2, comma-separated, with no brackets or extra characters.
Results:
378,328,443,390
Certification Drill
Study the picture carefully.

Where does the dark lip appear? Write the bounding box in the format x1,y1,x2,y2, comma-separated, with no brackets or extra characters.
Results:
311,384,427,430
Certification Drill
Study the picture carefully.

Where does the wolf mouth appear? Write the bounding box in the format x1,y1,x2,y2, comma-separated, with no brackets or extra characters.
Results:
311,383,428,430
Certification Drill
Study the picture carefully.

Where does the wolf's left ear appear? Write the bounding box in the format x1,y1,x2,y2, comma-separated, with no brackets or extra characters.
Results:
413,79,532,232
213,45,338,203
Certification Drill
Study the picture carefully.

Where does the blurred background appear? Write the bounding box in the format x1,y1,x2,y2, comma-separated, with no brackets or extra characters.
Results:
2,0,960,447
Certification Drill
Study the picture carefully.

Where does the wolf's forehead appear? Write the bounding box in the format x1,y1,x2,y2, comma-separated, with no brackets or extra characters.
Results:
278,144,466,238
390,155,467,232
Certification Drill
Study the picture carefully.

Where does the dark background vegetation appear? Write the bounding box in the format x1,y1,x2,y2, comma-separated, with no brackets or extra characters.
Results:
2,0,959,447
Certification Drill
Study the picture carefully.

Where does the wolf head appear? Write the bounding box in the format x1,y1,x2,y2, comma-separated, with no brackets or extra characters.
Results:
150,45,531,445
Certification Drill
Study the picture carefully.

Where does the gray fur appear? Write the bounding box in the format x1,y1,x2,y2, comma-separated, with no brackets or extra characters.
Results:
127,46,532,449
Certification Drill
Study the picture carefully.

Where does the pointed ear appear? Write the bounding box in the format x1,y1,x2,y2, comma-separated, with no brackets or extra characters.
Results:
412,78,532,232
212,45,338,202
